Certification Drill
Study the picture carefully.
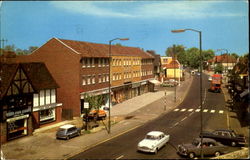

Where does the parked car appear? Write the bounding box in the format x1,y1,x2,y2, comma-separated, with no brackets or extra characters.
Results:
83,109,107,121
200,129,246,146
137,131,170,154
177,138,229,159
161,81,174,87
56,124,81,140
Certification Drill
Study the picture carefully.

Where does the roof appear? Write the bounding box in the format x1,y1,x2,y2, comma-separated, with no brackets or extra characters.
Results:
1,62,59,99
55,38,154,59
59,124,76,129
165,60,180,68
209,55,237,63
147,131,164,137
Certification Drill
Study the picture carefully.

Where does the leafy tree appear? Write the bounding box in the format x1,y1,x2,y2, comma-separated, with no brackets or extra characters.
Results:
165,45,186,65
83,93,104,113
4,45,16,52
28,46,38,53
214,63,224,74
185,47,200,69
230,53,239,60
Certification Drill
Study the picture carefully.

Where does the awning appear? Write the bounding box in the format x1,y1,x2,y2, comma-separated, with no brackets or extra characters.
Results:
149,79,161,85
240,89,249,98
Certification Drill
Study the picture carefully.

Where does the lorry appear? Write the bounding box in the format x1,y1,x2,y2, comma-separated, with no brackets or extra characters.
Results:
209,74,222,93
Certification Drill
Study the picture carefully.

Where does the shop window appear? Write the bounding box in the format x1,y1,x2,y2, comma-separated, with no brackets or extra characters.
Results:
7,118,27,140
40,109,55,124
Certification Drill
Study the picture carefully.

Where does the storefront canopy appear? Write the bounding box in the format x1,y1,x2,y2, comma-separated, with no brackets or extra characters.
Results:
149,79,161,85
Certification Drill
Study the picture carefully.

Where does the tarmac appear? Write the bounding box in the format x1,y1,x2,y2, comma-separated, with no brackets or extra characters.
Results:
1,71,249,159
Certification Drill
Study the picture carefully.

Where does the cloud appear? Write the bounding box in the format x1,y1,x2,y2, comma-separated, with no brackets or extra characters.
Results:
50,1,245,19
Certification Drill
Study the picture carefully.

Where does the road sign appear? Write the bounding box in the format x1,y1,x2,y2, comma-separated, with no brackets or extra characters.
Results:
84,102,89,109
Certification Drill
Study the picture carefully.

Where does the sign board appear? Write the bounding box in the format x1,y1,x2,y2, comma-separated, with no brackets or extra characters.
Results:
84,102,89,109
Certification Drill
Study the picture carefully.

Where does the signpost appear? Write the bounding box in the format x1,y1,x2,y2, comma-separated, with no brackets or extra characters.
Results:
84,102,89,130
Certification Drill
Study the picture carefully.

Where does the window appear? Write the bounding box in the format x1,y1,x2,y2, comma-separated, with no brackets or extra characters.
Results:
33,94,39,107
92,75,95,84
91,58,95,67
98,59,101,67
39,90,45,106
87,59,91,68
106,74,109,82
99,74,102,83
87,76,91,85
82,77,86,85
45,89,51,105
103,74,106,82
51,89,56,103
113,74,116,81
82,59,86,68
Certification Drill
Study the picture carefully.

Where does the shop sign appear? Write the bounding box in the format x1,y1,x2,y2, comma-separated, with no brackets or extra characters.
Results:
84,102,89,109
6,106,32,118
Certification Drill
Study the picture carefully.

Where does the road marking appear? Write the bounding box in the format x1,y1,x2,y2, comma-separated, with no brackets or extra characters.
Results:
203,109,208,112
174,122,179,126
210,110,215,113
195,109,201,112
180,109,186,112
181,117,187,122
189,112,194,116
116,155,124,159
174,109,179,112
219,110,224,114
188,109,193,112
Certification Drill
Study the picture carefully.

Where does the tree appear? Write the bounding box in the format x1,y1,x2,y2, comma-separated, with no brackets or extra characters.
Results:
214,63,224,74
165,45,186,65
230,53,239,60
4,45,16,52
28,46,38,53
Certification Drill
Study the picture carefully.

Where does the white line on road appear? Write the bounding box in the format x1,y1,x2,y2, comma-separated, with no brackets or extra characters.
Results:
189,112,194,116
203,109,208,112
210,110,215,113
195,109,201,112
219,110,224,114
174,122,179,126
180,109,186,112
181,117,187,122
174,109,179,112
116,155,124,159
188,109,193,112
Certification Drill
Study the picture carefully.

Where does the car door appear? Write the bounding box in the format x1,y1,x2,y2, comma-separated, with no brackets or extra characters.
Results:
158,134,166,148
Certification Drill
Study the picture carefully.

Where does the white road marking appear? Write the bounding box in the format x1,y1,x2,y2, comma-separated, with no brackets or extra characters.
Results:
203,109,208,112
116,155,124,159
189,112,194,116
181,117,187,121
174,122,179,126
195,109,201,112
188,109,193,112
219,110,224,114
210,110,215,113
174,109,179,112
180,109,186,112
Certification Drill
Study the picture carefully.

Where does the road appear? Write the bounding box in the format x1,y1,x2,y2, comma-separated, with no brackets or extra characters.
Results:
70,74,240,159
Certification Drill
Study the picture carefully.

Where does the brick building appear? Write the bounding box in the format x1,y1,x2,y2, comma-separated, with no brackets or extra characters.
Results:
0,62,61,143
17,38,154,120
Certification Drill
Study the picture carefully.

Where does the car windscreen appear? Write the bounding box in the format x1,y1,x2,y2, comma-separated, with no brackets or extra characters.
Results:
57,128,67,134
192,139,200,146
145,135,157,140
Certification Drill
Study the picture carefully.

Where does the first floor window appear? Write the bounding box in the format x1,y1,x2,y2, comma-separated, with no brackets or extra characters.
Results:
82,77,86,85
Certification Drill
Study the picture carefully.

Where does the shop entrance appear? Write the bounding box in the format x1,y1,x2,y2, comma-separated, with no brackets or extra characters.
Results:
7,118,28,140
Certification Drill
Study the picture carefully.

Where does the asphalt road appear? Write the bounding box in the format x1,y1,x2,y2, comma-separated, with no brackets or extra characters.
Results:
70,74,241,159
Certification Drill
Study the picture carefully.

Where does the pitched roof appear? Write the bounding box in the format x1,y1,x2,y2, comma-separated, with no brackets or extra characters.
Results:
56,38,153,59
209,55,237,63
165,60,180,68
0,62,59,99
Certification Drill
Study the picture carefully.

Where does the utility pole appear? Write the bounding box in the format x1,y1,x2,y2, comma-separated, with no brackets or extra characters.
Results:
0,39,8,55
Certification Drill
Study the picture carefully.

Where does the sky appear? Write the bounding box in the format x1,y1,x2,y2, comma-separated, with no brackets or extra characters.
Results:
0,1,249,56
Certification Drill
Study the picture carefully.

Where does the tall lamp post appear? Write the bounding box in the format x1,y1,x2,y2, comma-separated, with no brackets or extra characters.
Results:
171,28,203,158
108,38,129,134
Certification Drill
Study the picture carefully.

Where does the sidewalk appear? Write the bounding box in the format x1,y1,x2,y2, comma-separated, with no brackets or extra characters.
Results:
1,73,193,159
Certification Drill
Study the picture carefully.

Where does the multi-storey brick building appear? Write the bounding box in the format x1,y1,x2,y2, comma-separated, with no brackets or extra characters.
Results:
17,38,154,120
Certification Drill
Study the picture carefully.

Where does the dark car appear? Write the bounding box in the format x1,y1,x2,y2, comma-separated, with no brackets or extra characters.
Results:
200,129,246,146
177,138,229,159
56,124,81,140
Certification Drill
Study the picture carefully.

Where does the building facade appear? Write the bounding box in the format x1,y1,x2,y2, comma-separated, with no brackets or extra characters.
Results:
0,62,61,143
17,38,154,120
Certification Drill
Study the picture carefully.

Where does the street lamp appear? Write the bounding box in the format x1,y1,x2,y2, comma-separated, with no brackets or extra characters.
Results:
108,38,129,134
171,28,204,158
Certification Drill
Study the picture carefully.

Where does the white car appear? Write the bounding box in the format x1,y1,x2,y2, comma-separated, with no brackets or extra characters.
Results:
137,131,170,154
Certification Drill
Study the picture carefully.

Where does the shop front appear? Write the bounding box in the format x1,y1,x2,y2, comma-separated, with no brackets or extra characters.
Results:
131,82,141,98
140,81,148,94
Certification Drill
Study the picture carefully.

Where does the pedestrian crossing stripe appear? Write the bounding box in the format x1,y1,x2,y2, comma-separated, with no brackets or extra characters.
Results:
210,110,215,113
203,109,208,112
195,109,201,112
219,110,224,114
174,109,179,111
180,109,186,112
188,109,193,112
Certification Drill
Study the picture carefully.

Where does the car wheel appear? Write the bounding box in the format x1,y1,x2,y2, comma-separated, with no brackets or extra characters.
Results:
231,141,237,147
214,151,221,157
189,152,195,159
